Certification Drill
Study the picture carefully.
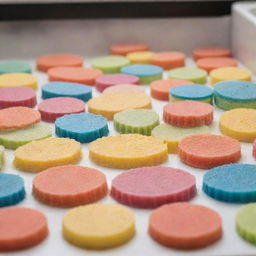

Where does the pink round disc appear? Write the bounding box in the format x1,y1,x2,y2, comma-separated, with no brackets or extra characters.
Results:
38,97,85,122
111,166,196,208
95,74,139,92
0,87,37,109
103,84,145,94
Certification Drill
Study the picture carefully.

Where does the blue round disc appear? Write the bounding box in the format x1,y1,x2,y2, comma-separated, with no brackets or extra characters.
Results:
55,113,109,143
41,82,92,102
203,164,256,203
170,84,213,100
121,64,163,77
0,173,25,207
214,81,256,101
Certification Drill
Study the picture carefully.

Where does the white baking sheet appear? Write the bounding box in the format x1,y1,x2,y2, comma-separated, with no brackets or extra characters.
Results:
1,58,256,256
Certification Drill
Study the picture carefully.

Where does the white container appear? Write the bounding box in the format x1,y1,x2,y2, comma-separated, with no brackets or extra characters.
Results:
232,1,256,73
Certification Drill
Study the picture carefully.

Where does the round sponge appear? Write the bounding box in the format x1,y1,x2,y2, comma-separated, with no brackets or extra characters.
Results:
149,202,222,249
170,84,213,104
41,82,92,102
114,109,159,135
89,134,168,169
0,123,52,150
33,165,108,207
14,137,82,172
55,113,109,143
203,164,256,203
0,61,31,74
0,173,25,207
220,108,256,142
111,166,196,208
214,81,256,110
62,204,135,249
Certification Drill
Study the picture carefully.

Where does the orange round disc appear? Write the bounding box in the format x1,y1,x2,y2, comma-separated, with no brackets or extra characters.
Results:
48,67,102,86
193,47,231,60
149,202,222,249
0,207,48,251
150,79,193,101
33,165,108,207
197,57,237,73
178,134,241,169
151,52,185,70
36,54,83,72
0,106,41,130
110,43,149,55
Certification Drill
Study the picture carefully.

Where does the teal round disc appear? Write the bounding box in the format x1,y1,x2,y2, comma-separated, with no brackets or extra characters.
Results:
0,61,31,74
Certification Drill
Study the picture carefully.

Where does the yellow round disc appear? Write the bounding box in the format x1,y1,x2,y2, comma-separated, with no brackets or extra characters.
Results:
210,67,252,85
220,108,256,142
62,204,135,249
14,137,82,172
0,73,38,90
88,93,151,120
127,51,154,64
89,134,168,169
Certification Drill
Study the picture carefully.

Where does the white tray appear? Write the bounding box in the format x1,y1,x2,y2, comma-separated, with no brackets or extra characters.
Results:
1,57,255,256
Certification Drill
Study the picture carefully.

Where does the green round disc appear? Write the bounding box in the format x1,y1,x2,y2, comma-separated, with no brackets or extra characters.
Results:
91,55,130,74
168,67,207,84
151,124,210,153
114,109,159,135
0,61,31,74
236,203,256,245
0,123,52,149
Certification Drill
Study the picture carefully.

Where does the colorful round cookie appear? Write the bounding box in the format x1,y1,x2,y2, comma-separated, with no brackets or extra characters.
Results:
197,57,237,73
0,207,48,251
121,64,163,84
203,164,256,203
163,101,213,127
0,173,25,207
0,86,36,109
91,55,129,74
48,67,102,86
214,81,256,110
111,43,149,55
170,84,214,104
220,108,256,142
111,166,196,208
151,51,185,70
236,203,256,245
0,61,31,74
62,204,135,249
127,51,154,64
193,47,231,60
0,73,37,90
14,137,82,172
89,134,168,169
103,84,146,94
178,134,241,169
114,109,159,135
149,202,222,249
55,113,109,143
95,74,139,92
150,79,193,101
38,97,85,122
168,67,207,84
41,82,92,102
36,54,83,72
33,165,108,207
151,124,210,153
210,67,252,85
0,107,41,130
0,123,51,149
88,93,151,120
